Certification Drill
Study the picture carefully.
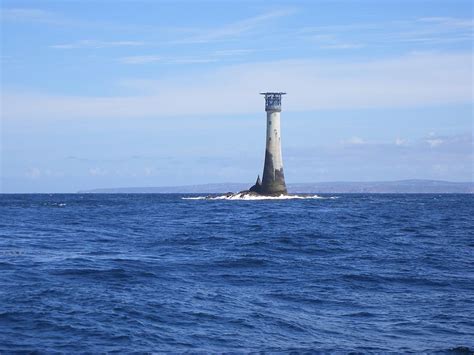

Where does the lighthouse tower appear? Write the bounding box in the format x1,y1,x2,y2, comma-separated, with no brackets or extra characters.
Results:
257,92,288,195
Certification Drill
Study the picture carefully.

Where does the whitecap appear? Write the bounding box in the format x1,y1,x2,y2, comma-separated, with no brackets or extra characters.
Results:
182,193,337,201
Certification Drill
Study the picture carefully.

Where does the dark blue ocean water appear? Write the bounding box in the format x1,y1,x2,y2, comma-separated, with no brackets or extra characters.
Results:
1,193,473,353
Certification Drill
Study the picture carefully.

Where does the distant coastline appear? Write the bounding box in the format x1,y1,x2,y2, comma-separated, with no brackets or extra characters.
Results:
79,179,473,194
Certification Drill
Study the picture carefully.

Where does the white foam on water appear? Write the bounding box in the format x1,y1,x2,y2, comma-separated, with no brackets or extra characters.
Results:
182,193,337,201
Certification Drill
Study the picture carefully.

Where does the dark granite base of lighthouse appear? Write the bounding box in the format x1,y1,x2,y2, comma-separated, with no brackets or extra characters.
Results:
245,150,287,196
260,150,287,195
245,179,287,196
245,167,288,197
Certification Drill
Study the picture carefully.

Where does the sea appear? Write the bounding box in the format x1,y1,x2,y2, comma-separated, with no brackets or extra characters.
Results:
0,193,473,353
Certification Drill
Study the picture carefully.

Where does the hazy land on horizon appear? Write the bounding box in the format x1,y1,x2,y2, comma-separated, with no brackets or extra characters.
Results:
79,179,473,194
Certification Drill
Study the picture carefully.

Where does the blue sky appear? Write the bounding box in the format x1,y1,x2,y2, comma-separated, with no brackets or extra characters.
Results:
1,0,473,192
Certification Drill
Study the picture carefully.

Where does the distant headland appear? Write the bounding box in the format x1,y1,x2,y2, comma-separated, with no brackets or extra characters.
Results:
79,179,473,194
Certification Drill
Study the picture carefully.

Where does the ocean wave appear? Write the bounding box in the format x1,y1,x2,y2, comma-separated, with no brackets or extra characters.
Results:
2,193,472,353
42,202,67,207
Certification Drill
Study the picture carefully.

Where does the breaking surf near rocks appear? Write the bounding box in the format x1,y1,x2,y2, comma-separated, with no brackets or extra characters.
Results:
182,191,337,200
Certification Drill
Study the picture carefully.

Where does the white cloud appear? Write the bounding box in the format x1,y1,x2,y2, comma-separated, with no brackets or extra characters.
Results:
119,55,162,64
119,51,252,66
306,33,364,50
417,17,474,29
395,138,406,146
214,49,254,56
425,132,454,148
344,137,366,145
144,167,156,176
175,9,294,43
51,40,145,49
164,57,217,64
301,16,473,48
0,7,86,27
423,133,472,151
1,8,57,23
88,167,107,176
3,52,472,121
426,138,444,148
320,43,364,50
25,167,41,179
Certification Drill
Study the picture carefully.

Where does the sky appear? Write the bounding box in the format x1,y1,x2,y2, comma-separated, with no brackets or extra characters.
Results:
0,0,473,192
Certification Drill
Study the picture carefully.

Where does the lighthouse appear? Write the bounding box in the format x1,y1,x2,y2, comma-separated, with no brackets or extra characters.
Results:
249,92,288,195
